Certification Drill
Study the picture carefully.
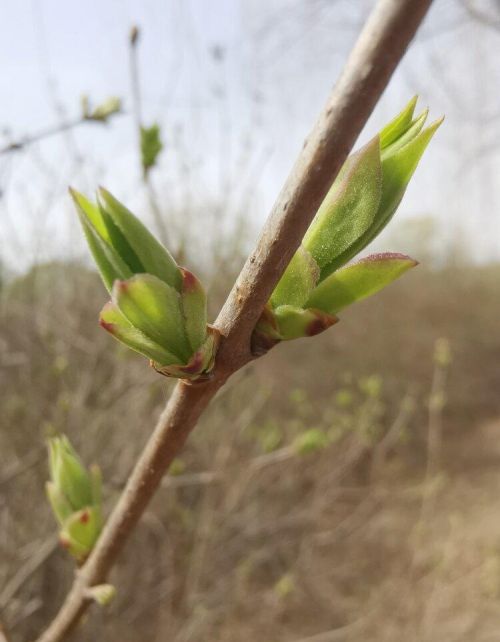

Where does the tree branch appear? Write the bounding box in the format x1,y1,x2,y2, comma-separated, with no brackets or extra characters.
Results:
34,1,433,640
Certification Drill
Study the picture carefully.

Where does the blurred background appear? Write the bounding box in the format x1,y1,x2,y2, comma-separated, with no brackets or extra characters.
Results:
1,1,500,640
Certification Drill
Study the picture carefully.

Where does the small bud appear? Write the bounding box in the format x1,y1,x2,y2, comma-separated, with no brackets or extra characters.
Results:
88,97,122,122
85,584,116,606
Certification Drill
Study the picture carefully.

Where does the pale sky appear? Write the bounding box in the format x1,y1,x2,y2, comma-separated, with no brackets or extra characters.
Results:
1,0,500,271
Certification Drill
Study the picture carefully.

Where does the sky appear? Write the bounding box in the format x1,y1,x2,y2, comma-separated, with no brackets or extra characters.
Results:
1,0,500,271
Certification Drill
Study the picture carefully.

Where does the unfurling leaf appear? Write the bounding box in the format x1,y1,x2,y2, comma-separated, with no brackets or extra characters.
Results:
306,253,417,314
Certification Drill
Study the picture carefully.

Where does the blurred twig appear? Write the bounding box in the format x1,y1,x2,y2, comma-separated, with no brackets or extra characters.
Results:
35,1,434,640
0,109,121,156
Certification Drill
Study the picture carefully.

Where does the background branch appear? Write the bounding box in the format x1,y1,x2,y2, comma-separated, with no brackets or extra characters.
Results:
34,1,434,640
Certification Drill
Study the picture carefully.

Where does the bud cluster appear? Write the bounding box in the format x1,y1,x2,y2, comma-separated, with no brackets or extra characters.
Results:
71,188,219,380
252,98,442,354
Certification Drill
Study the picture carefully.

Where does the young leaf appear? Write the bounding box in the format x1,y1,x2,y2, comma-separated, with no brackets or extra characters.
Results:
323,118,442,274
379,96,417,149
303,136,382,279
112,274,191,360
381,108,428,160
71,189,133,291
97,188,181,290
306,252,417,314
179,268,207,353
271,245,320,309
100,302,181,365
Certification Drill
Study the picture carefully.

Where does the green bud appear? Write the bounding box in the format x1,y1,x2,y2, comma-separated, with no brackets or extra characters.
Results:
47,436,103,563
72,188,218,380
86,584,116,606
87,97,122,122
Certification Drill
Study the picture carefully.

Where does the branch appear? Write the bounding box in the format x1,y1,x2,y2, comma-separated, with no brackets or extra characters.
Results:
34,1,433,640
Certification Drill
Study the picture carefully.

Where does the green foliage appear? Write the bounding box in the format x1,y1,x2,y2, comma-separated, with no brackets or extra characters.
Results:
46,436,103,563
253,98,441,352
141,123,163,175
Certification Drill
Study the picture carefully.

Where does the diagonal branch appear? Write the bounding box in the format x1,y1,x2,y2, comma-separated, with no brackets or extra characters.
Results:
34,1,433,640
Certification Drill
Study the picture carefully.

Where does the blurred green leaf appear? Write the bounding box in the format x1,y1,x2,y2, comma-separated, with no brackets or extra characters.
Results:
141,123,163,174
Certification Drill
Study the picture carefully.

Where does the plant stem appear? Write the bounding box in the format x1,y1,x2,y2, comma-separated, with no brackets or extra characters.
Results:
34,1,434,640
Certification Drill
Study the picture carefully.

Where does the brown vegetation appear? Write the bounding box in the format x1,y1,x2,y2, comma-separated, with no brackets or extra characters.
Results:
2,257,500,641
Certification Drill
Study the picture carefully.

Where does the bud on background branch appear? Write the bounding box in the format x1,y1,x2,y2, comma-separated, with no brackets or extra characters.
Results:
46,437,103,563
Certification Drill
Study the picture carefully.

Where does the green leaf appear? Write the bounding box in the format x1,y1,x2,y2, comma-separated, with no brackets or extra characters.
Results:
379,96,417,149
303,136,382,280
70,189,133,291
270,245,320,309
141,123,163,174
274,305,338,341
381,109,428,160
179,268,207,353
97,188,181,290
112,274,191,361
306,252,417,314
100,300,182,366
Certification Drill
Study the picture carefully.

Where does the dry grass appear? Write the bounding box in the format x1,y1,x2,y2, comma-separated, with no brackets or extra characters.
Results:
2,260,500,641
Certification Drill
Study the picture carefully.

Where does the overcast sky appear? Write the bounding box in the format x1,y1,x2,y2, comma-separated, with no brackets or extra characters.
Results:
1,0,500,271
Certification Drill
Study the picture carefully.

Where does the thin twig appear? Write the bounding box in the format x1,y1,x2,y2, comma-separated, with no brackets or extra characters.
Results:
0,116,120,156
34,1,433,640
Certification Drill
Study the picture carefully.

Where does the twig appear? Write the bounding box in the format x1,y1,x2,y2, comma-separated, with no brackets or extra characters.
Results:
34,1,434,640
0,116,120,156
